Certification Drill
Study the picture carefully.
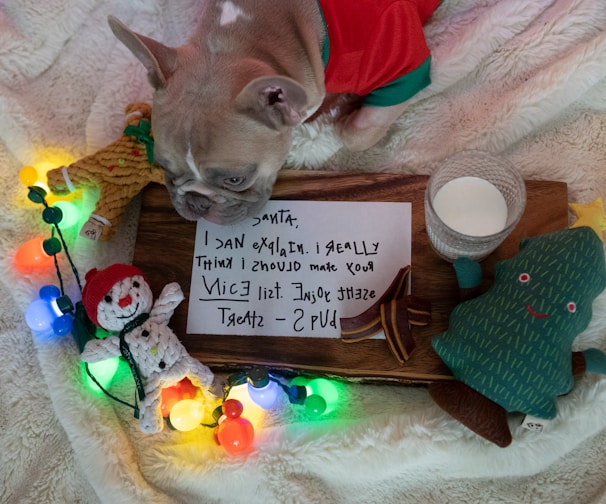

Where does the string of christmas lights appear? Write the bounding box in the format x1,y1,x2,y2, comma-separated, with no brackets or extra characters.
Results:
17,164,343,455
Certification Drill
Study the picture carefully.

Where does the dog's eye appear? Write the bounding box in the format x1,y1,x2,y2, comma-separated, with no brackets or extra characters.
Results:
224,176,246,187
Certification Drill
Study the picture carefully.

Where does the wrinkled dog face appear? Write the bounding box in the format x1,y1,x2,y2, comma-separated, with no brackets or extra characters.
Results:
108,16,310,225
151,95,292,224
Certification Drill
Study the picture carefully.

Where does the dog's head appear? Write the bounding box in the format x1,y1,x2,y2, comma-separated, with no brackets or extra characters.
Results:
108,16,311,224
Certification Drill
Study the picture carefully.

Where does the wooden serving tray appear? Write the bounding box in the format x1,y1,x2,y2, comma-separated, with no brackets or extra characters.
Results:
132,170,568,383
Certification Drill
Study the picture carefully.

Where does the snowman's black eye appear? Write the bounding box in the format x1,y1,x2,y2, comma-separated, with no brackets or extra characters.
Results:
133,281,140,288
104,295,112,303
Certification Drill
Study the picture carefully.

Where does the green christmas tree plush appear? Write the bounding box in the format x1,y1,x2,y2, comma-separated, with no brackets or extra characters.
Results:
430,198,606,447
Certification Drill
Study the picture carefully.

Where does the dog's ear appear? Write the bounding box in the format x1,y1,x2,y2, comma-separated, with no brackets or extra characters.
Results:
235,76,308,131
108,15,177,89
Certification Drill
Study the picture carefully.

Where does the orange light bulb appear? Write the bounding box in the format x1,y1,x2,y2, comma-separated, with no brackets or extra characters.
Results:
14,237,55,274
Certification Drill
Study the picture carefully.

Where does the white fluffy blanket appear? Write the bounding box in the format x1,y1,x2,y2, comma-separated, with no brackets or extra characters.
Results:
2,0,606,502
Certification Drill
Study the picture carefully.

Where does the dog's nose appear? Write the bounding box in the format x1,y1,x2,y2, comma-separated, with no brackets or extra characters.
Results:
185,192,213,213
118,294,132,308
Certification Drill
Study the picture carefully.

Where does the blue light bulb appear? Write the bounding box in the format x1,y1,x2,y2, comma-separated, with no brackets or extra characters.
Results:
40,284,61,301
247,367,280,410
25,285,73,338
25,298,55,335
52,314,73,335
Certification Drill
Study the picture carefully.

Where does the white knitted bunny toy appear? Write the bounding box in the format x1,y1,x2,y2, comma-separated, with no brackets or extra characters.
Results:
80,264,218,433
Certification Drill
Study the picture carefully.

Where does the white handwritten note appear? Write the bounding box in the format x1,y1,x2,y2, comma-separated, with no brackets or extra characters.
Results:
187,200,411,338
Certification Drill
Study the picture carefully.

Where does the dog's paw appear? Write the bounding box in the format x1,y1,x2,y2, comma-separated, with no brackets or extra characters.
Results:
337,102,409,152
337,120,390,152
288,119,344,168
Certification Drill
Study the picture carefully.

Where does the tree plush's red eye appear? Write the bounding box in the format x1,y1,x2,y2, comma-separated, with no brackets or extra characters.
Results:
518,273,531,283
567,302,577,313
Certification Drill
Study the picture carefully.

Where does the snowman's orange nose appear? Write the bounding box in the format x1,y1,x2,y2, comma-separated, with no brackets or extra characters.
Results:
118,294,132,308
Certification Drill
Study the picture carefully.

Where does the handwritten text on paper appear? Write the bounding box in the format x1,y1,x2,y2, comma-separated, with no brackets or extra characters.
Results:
187,200,411,338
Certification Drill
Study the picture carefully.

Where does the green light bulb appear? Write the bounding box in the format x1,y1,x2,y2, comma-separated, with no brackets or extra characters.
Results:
84,357,120,393
306,378,340,414
53,201,80,228
304,394,327,417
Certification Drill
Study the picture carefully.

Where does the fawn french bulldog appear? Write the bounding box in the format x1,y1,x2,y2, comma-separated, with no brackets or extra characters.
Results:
109,0,440,224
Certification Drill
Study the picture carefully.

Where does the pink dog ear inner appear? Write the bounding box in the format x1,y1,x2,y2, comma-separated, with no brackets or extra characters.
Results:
235,76,309,130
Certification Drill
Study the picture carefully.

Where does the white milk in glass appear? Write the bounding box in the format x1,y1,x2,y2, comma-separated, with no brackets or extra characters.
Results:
432,176,507,236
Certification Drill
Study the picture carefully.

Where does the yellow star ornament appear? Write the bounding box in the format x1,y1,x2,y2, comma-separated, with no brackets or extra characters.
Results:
569,197,606,241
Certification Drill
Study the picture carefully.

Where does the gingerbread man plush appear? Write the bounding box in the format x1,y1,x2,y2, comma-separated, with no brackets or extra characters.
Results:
46,103,165,241
79,263,218,433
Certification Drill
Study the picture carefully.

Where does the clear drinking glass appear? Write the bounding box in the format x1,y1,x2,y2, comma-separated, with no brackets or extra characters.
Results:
424,150,527,262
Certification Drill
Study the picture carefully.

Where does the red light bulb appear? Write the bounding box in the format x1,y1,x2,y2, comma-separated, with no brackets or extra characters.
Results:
222,398,244,418
161,386,181,417
215,417,255,455
178,377,198,399
213,399,254,454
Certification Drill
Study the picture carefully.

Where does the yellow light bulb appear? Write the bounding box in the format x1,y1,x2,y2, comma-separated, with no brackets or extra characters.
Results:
226,384,266,429
169,399,205,432
19,166,39,187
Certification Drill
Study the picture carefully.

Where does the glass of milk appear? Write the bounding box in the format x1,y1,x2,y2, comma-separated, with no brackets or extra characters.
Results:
424,150,526,262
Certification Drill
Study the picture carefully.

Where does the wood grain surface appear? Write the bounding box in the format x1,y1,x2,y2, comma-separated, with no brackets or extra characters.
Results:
133,170,568,383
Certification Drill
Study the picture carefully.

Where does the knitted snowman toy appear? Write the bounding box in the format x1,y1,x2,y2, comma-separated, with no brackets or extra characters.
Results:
80,264,218,433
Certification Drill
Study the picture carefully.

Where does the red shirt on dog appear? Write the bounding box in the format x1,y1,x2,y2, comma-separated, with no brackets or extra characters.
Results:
318,0,441,106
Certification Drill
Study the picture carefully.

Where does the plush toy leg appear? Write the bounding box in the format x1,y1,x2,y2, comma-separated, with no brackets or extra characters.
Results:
572,351,586,376
429,380,512,447
182,357,219,393
571,349,606,377
582,349,606,374
138,390,164,434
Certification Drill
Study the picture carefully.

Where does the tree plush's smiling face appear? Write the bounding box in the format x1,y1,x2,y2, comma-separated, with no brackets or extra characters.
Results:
491,229,602,337
96,275,153,332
